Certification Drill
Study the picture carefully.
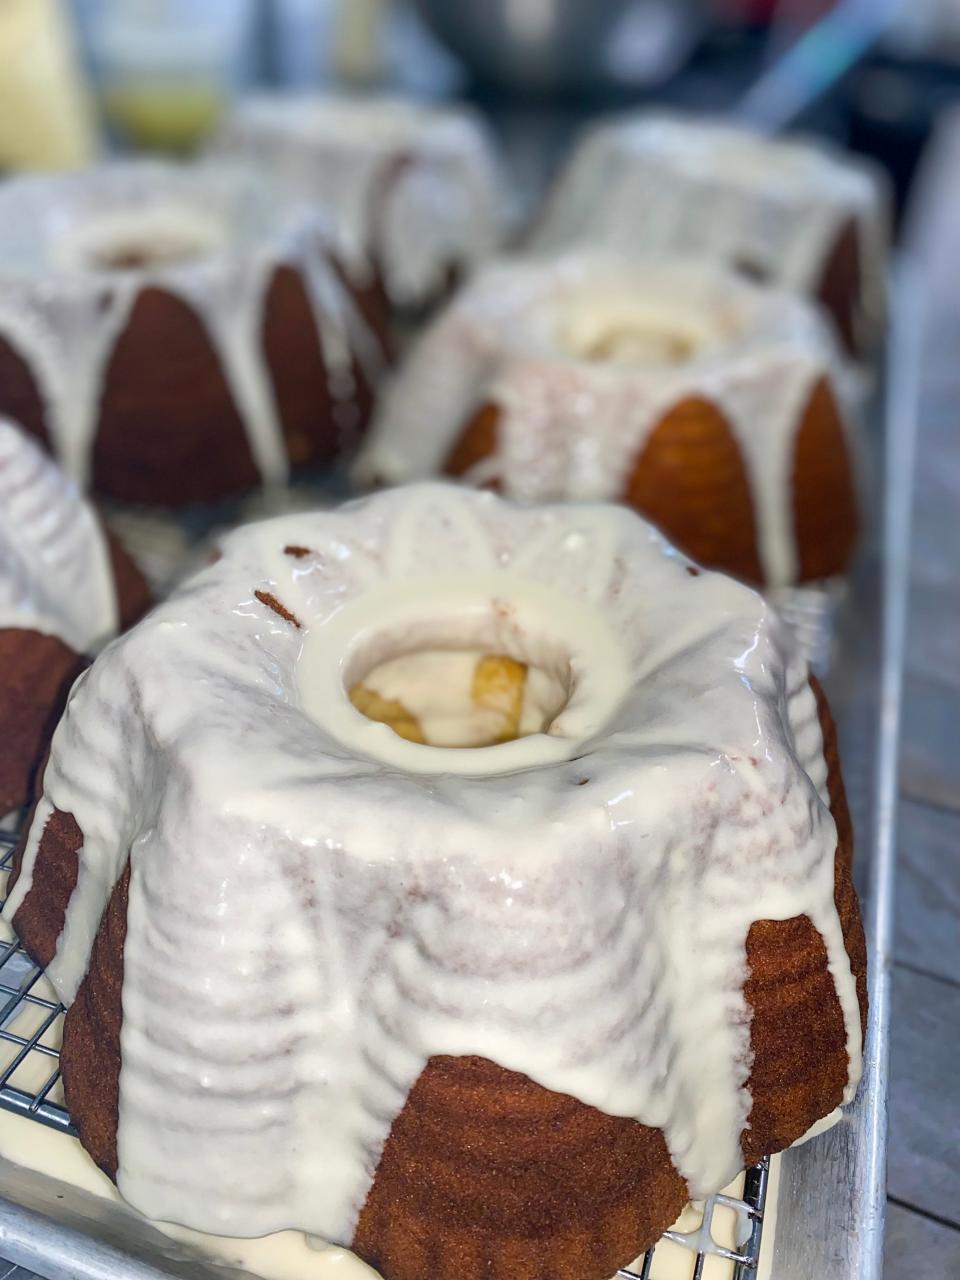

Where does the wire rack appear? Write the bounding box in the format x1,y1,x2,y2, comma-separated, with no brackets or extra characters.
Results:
0,815,771,1280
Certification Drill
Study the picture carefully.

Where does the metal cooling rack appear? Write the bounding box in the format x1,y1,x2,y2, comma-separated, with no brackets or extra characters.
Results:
0,829,72,1138
0,816,770,1279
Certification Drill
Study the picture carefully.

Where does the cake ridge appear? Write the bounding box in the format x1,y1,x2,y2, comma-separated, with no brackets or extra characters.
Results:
0,417,116,649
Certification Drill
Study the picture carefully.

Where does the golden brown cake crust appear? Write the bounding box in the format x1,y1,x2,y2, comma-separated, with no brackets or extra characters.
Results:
262,266,375,469
0,634,85,817
10,681,866,1279
445,402,502,484
92,286,262,506
60,862,129,1180
791,378,860,584
9,807,82,967
352,1056,688,1280
622,396,765,585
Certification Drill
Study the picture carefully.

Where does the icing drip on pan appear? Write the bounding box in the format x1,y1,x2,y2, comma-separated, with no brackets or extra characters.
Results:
4,485,863,1245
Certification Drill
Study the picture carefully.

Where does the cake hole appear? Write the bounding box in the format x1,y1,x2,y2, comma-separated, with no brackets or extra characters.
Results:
348,648,571,749
53,207,224,274
554,298,713,368
87,231,209,271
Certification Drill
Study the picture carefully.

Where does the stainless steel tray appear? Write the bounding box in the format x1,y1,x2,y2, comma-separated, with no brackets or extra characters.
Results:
0,269,919,1279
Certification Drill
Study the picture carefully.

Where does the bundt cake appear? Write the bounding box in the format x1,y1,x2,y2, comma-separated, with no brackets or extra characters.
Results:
0,160,388,508
0,417,149,815
530,113,889,357
6,484,866,1279
213,94,505,317
356,253,861,589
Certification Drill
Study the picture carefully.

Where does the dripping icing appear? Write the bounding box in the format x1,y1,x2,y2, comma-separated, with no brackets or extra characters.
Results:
0,417,117,649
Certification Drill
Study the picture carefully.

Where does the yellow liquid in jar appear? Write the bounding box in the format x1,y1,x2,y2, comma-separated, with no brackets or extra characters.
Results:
102,81,225,152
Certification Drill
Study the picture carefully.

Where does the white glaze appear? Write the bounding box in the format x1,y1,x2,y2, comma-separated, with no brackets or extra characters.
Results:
0,160,383,493
356,252,857,587
0,417,116,650
214,94,506,308
4,485,863,1246
530,112,889,350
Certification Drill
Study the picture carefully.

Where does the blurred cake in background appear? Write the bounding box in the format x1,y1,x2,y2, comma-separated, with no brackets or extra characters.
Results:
213,93,507,323
0,416,149,814
530,113,890,358
0,160,388,508
356,251,860,589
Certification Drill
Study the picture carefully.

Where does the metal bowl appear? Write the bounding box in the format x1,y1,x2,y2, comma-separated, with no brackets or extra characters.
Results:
414,0,707,93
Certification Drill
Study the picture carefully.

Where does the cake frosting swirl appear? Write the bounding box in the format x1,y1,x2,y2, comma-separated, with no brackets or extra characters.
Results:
0,416,117,649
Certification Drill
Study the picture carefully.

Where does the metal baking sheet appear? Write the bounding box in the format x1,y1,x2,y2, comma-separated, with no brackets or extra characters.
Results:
0,267,918,1279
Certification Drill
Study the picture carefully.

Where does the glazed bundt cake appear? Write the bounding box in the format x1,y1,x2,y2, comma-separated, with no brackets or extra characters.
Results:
0,417,149,815
530,113,889,357
0,160,388,508
6,484,866,1279
214,94,505,316
356,253,860,589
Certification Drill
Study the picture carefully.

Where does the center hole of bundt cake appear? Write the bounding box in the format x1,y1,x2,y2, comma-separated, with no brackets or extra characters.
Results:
557,301,705,367
349,648,570,749
56,208,224,273
88,230,209,271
